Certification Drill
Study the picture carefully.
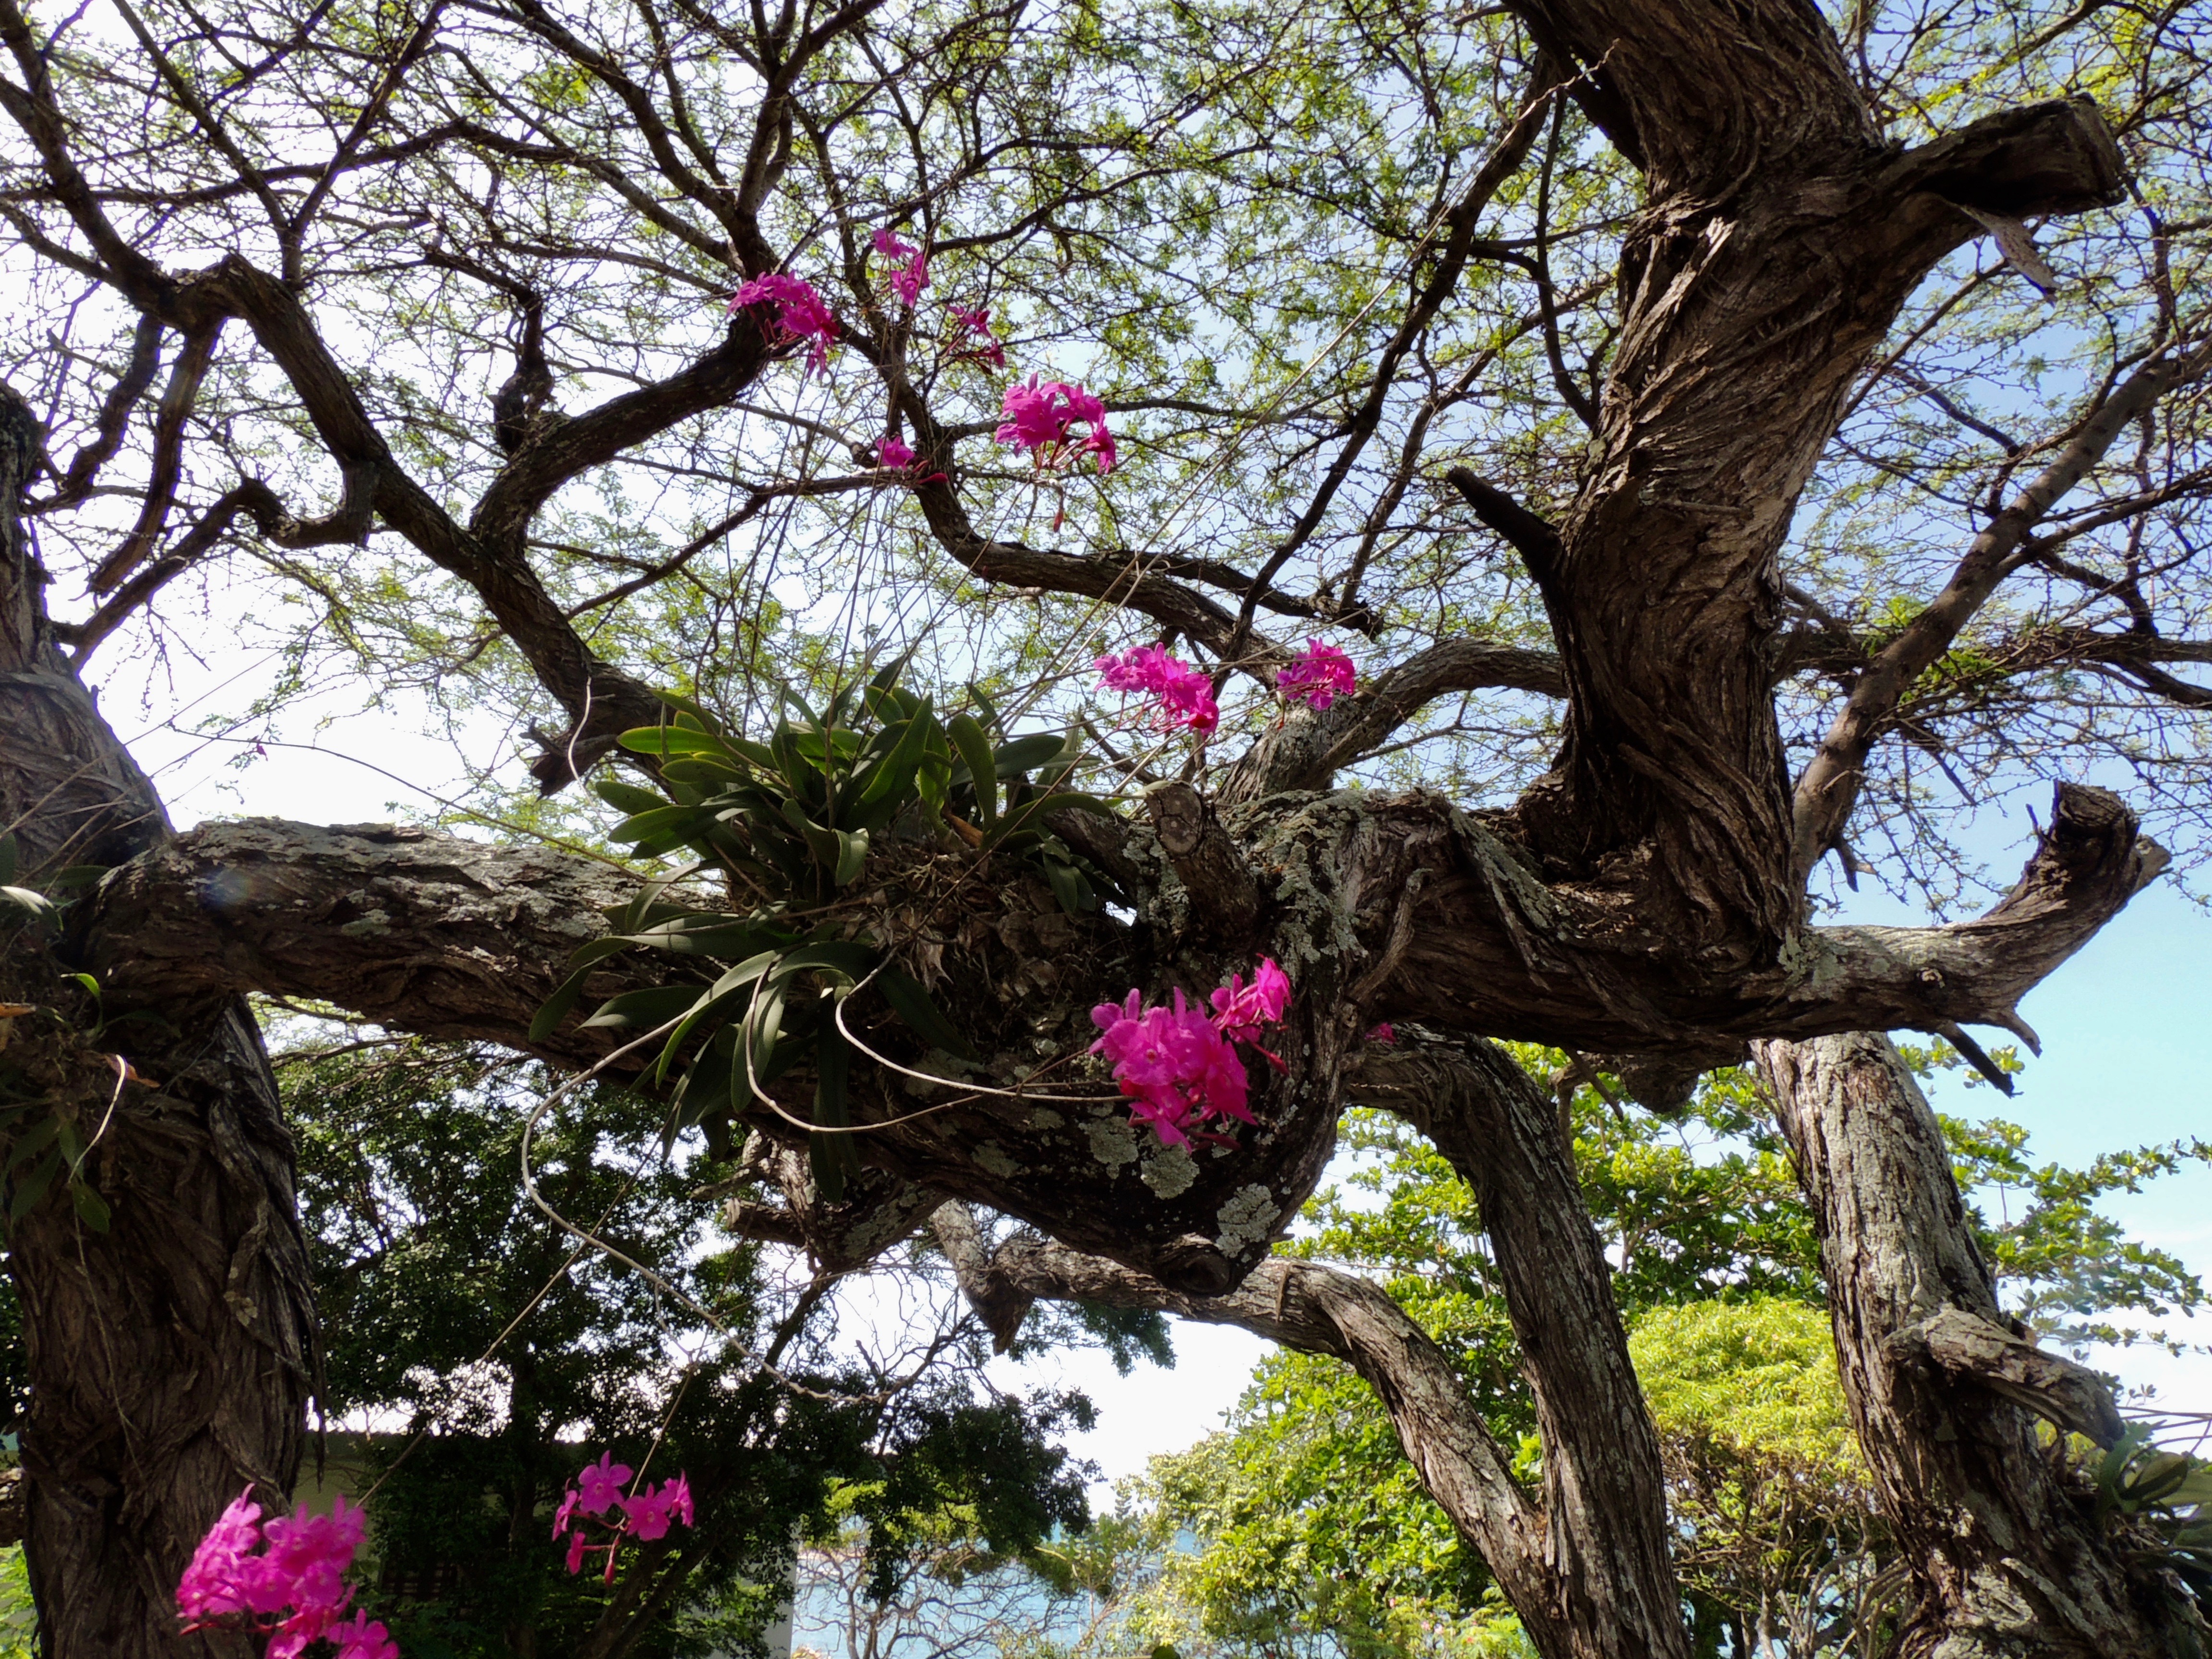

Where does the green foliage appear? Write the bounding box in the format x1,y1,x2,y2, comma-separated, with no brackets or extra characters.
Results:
1628,1300,1887,1656
1629,1300,1858,1477
537,668,1118,1197
289,1037,1095,1659
2087,1428,2212,1612
1129,1054,2206,1658
0,1545,33,1659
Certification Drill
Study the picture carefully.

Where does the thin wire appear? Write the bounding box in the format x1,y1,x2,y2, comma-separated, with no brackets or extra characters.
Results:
988,110,1533,731
515,1017,904,1404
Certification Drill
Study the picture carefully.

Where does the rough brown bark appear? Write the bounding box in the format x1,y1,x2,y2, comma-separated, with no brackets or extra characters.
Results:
89,775,2159,1078
1483,0,2130,973
973,1242,1566,1655
2,383,313,1657
1358,1039,1683,1659
1753,1034,2205,1659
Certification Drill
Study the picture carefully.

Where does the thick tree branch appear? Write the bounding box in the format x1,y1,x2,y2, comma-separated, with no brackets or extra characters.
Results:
4,380,313,1659
89,777,2163,1094
1906,1306,2126,1449
30,313,164,515
1506,0,1876,189
1142,781,1261,940
930,1202,1033,1352
1754,1033,2197,1658
981,1238,1563,1652
1220,635,1566,803
1355,1035,1686,1659
1445,468,1563,588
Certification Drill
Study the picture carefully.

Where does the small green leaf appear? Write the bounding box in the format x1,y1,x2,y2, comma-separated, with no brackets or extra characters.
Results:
595,778,670,816
651,689,729,734
9,1148,62,1222
581,985,707,1031
948,714,998,827
69,1180,110,1232
1043,857,1092,915
809,1021,859,1202
529,965,597,1043
992,733,1065,778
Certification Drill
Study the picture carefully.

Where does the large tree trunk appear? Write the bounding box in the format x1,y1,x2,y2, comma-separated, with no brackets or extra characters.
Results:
1754,1034,2205,1659
1,382,313,1655
1358,1039,1685,1659
931,1033,1688,1659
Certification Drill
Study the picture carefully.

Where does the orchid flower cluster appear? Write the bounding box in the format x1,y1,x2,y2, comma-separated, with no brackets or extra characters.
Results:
177,1489,396,1659
951,304,1006,369
871,226,931,308
1095,644,1219,734
1091,958,1292,1147
1095,640,1359,739
553,1452,695,1581
1276,641,1358,710
727,272,841,377
729,225,1118,490
996,374,1117,477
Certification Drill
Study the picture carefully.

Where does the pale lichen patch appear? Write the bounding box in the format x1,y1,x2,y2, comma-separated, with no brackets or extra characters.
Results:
1214,1183,1279,1256
1139,1145,1198,1199
1087,1115,1140,1169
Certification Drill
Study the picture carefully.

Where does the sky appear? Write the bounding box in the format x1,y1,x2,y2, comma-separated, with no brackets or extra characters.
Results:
97,635,2211,1498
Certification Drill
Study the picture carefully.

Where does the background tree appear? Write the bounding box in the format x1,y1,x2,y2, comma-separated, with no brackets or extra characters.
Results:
284,1036,1100,1659
2,0,2211,1653
1119,1060,2208,1659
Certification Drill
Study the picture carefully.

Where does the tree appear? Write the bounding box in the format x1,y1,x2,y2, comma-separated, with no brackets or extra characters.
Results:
2,0,2210,1652
1120,1065,2209,1659
283,1035,1100,1659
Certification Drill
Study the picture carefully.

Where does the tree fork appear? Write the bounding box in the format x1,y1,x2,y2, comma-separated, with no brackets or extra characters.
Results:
2,381,313,1657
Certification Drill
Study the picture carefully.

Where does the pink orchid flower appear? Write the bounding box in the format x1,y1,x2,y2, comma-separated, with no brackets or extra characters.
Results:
574,1451,633,1515
1095,645,1218,735
728,273,840,376
1277,640,1357,710
996,374,1116,475
330,1612,401,1659
871,226,929,307
1211,959,1291,1044
950,304,1006,369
